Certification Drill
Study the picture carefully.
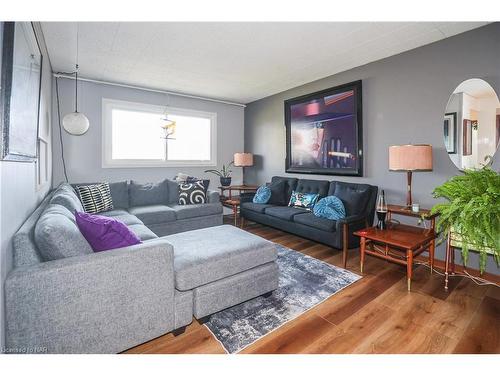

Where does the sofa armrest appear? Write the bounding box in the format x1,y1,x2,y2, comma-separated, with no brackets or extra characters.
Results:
207,189,220,203
240,192,255,204
5,240,176,354
336,214,368,230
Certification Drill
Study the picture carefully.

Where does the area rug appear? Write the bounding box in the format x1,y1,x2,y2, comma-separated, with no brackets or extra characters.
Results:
204,244,361,353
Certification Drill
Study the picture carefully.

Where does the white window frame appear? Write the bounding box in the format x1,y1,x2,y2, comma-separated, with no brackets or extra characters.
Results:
102,98,217,168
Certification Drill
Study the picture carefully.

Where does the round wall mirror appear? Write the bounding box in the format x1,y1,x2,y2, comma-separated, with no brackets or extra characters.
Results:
444,78,500,170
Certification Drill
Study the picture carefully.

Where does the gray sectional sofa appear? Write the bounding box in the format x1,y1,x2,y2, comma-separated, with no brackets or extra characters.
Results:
5,180,279,353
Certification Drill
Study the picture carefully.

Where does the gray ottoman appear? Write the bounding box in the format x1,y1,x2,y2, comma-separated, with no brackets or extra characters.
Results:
162,225,279,319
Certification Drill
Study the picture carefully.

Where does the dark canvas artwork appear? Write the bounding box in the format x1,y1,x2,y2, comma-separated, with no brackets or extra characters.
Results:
285,80,362,176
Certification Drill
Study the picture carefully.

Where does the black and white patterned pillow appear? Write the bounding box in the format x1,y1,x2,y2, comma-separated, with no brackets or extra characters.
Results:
178,181,206,205
76,183,114,214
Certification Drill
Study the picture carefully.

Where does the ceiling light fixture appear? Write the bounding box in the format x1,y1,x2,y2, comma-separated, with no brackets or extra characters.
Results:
62,23,89,136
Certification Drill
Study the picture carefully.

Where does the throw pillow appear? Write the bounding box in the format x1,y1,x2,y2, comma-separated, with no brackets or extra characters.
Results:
288,191,320,210
179,181,207,205
253,185,271,204
75,211,142,252
313,196,346,220
75,183,114,214
333,183,371,216
267,179,287,205
35,204,93,261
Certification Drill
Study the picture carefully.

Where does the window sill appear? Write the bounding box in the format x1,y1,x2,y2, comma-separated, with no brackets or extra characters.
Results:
102,160,217,168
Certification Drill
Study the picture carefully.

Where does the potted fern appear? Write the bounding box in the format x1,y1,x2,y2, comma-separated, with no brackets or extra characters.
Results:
205,162,234,186
431,159,499,274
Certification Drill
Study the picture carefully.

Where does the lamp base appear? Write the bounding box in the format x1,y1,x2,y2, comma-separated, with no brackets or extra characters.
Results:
406,170,413,207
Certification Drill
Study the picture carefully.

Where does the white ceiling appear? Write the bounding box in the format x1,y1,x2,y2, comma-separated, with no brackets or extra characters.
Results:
41,22,488,104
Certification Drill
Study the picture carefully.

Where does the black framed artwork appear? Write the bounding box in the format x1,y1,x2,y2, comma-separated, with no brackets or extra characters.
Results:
0,22,43,162
443,112,457,154
284,80,363,176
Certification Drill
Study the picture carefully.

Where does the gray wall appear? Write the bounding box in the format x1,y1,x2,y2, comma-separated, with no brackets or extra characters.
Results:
52,79,245,190
244,23,500,274
0,23,53,346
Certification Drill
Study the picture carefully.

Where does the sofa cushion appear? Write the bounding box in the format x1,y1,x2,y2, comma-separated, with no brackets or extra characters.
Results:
75,211,141,252
108,181,129,209
98,209,129,217
34,204,93,261
267,179,287,206
271,176,298,202
295,179,329,198
241,202,276,214
50,184,84,213
333,182,372,216
164,225,277,291
129,180,168,207
128,224,158,241
264,206,309,220
294,212,336,232
128,205,177,225
165,179,181,204
107,213,143,226
168,203,222,220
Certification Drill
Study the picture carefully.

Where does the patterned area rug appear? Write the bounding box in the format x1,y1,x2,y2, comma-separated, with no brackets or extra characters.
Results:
204,244,361,353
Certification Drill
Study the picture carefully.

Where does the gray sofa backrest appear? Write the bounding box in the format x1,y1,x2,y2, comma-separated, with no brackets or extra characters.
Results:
295,179,330,198
129,179,180,206
271,176,298,202
12,192,53,268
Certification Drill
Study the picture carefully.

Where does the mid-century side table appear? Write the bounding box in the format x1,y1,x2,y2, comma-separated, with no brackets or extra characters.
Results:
354,205,438,291
219,185,258,227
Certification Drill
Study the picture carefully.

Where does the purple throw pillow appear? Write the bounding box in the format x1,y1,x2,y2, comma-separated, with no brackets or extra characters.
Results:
75,211,141,252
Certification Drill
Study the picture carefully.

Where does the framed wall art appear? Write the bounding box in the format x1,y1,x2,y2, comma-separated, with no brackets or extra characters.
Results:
284,80,363,176
0,22,43,162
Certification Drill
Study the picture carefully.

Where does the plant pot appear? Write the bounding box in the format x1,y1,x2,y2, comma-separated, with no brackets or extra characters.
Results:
220,177,232,186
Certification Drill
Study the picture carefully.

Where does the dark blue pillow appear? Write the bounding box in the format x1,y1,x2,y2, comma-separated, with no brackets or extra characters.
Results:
253,185,271,204
313,196,346,220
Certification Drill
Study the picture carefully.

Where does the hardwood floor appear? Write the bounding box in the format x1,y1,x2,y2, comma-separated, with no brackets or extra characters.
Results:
124,218,500,354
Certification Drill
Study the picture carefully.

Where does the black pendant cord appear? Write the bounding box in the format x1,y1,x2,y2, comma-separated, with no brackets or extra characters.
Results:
55,77,69,183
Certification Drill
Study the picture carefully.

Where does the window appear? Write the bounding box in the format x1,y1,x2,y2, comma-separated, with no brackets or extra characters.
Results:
102,99,217,167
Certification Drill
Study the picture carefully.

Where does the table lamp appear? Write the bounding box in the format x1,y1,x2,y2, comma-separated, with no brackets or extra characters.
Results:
234,153,254,184
389,144,433,207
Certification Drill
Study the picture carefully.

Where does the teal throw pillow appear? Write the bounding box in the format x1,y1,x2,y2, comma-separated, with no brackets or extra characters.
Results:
313,196,346,220
288,191,319,210
253,185,271,204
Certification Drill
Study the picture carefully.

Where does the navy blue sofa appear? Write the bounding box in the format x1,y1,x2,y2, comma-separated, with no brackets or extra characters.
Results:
240,176,378,268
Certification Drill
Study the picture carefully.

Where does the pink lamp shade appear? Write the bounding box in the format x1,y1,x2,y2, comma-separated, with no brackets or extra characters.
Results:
234,153,254,167
389,144,433,171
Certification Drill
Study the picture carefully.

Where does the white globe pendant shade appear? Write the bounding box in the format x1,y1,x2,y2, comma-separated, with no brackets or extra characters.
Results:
62,111,89,135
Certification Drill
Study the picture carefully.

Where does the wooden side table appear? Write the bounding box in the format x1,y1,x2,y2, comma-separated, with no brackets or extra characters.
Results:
222,198,241,226
219,185,258,228
354,205,438,291
219,185,258,200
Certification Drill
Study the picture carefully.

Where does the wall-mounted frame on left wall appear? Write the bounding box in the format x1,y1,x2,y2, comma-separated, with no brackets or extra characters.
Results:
0,22,43,162
284,80,363,176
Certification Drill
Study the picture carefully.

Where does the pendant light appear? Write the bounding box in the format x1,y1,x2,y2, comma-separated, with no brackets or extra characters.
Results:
160,93,176,140
63,24,89,135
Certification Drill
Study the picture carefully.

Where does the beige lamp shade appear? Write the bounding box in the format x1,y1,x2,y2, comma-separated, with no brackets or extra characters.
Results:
234,152,254,167
389,144,433,171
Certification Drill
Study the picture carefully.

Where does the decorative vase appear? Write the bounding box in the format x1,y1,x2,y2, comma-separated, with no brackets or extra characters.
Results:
220,177,232,186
